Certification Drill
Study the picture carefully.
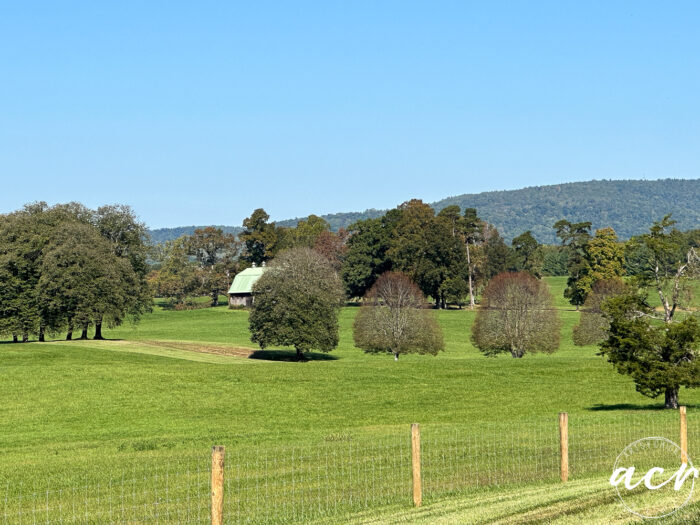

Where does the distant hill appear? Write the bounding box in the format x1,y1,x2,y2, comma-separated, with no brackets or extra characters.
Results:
148,179,699,244
148,225,243,244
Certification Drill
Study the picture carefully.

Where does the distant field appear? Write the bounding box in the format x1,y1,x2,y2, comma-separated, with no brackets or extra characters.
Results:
1,277,698,523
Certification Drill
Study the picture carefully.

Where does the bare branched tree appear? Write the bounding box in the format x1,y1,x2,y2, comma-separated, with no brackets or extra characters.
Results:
353,272,444,361
471,272,560,358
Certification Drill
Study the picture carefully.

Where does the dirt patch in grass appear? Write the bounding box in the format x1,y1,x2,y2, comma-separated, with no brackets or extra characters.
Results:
131,340,254,358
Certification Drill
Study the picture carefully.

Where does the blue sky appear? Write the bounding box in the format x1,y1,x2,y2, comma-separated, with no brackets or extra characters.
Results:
1,1,699,228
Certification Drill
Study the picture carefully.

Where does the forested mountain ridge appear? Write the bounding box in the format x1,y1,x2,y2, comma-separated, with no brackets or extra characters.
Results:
149,179,699,244
148,225,243,244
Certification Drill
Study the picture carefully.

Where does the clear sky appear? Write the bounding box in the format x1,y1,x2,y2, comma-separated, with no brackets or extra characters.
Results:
1,1,698,228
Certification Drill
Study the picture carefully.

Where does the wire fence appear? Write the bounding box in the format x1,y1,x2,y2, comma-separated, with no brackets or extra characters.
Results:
1,409,696,524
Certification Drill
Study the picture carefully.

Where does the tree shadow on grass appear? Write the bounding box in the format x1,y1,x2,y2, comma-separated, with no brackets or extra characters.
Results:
588,403,700,411
248,350,339,362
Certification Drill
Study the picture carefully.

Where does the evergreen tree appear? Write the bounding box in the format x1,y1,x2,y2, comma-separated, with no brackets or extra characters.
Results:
554,219,592,309
600,294,700,409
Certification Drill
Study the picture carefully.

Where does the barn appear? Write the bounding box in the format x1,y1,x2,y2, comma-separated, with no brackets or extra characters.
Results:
227,263,267,307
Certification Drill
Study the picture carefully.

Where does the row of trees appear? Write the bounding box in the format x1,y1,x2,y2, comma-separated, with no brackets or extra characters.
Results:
0,203,151,341
234,201,556,309
235,203,698,313
244,215,699,410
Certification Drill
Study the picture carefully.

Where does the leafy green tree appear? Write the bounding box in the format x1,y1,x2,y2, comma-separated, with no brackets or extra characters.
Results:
186,227,239,306
577,227,625,294
0,203,64,341
38,222,129,339
93,205,152,338
0,202,152,341
627,215,699,323
482,229,511,279
511,231,543,277
149,238,201,306
554,219,592,309
240,209,280,265
572,278,629,346
599,294,700,409
341,217,392,298
353,272,444,360
389,200,467,308
462,208,485,308
290,215,331,248
249,247,345,359
471,272,560,358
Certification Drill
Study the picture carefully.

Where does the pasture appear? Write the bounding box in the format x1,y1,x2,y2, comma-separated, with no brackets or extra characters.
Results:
1,277,699,523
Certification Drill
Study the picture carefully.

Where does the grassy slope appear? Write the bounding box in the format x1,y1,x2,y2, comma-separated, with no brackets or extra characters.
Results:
1,277,698,522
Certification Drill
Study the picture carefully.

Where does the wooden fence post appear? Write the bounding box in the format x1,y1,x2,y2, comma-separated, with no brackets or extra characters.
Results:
559,413,569,483
211,445,225,525
411,423,422,507
680,406,688,464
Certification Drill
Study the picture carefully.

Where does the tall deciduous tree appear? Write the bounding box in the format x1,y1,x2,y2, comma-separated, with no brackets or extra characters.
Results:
186,227,239,306
240,209,280,265
341,217,392,299
511,231,543,278
627,215,699,323
93,205,152,339
462,208,485,308
390,200,466,308
249,248,345,359
577,227,625,295
38,222,128,339
149,239,200,306
353,272,444,361
471,272,560,358
554,219,592,309
313,228,349,271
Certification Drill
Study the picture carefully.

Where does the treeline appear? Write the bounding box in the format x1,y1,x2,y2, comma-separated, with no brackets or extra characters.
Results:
153,199,699,311
0,203,151,341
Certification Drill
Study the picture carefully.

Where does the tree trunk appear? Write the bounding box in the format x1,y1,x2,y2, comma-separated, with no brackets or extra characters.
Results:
211,290,219,307
66,330,72,341
665,387,679,409
394,352,399,361
94,320,104,340
22,332,28,343
12,334,18,343
38,325,45,343
80,325,89,340
467,243,476,309
295,347,306,361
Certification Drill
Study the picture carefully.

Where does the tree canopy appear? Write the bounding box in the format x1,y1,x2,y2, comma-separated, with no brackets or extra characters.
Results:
353,272,444,360
471,272,560,358
249,248,345,359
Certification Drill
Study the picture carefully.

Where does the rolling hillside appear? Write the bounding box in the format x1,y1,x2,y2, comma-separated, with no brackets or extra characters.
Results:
149,178,699,244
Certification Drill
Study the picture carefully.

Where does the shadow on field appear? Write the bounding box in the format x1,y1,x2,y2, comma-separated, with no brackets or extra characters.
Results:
248,350,338,362
589,403,699,411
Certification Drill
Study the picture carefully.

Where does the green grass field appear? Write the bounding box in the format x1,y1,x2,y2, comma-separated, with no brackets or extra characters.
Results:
1,277,698,523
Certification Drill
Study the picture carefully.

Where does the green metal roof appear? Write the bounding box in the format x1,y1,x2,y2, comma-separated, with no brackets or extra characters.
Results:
228,266,267,295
